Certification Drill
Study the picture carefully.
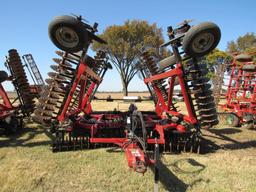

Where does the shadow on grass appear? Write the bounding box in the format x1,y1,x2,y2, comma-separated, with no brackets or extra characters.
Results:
200,127,256,153
171,158,205,174
209,128,242,135
150,158,207,192
199,137,222,154
222,140,256,150
150,160,188,192
0,125,52,148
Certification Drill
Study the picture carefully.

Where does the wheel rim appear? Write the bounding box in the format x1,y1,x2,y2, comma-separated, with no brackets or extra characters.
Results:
191,32,215,54
55,27,79,48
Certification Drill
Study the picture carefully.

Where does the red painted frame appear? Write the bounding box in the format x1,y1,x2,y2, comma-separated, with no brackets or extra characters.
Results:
220,57,256,121
144,63,197,125
0,83,17,119
57,62,100,121
56,60,199,173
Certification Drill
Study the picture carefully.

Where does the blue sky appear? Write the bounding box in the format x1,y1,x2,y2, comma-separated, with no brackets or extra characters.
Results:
1,0,255,91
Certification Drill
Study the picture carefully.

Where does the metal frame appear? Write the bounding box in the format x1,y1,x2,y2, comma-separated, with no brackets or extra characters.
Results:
220,55,256,123
144,62,198,126
0,84,15,118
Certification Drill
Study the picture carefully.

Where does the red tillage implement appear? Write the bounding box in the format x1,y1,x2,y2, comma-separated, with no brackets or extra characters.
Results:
34,16,221,174
5,49,36,115
1,49,37,134
0,70,23,133
219,53,256,128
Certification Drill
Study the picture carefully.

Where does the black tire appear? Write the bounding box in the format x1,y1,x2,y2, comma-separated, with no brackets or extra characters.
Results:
0,70,8,83
182,22,221,57
5,116,19,134
48,15,88,52
242,64,256,72
226,113,240,127
159,55,176,70
235,54,252,62
17,117,23,130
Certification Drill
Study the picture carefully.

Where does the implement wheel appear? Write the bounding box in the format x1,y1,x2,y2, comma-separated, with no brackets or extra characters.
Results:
0,71,8,83
49,15,89,52
5,116,22,134
182,22,221,57
226,113,240,127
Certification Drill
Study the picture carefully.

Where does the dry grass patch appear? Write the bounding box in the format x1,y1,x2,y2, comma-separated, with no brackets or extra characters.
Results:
0,101,256,191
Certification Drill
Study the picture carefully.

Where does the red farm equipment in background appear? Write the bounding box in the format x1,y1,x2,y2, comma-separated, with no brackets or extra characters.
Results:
219,53,256,129
0,49,43,133
1,49,39,133
0,70,23,134
5,49,36,115
33,15,221,177
22,53,45,98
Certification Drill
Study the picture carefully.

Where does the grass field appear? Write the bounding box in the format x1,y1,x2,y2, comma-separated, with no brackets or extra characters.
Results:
1,99,256,192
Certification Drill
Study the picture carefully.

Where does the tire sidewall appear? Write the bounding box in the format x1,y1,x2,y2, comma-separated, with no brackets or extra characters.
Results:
49,16,88,52
182,22,221,57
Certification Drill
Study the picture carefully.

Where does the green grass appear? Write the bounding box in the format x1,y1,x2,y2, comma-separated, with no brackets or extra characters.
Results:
1,122,256,192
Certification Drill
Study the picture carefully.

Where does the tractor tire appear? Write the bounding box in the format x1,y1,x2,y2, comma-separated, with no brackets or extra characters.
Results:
182,22,221,57
226,113,240,127
0,71,8,83
49,15,89,52
242,64,256,72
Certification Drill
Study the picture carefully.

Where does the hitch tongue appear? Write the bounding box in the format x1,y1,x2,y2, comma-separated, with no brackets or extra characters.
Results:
124,144,147,174
134,157,147,174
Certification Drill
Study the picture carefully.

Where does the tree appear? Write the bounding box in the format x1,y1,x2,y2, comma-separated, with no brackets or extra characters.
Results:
227,32,256,53
226,40,238,53
206,48,230,64
92,20,167,96
204,48,231,78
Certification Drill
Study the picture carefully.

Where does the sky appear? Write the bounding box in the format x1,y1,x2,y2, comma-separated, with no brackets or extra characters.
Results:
0,0,255,91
